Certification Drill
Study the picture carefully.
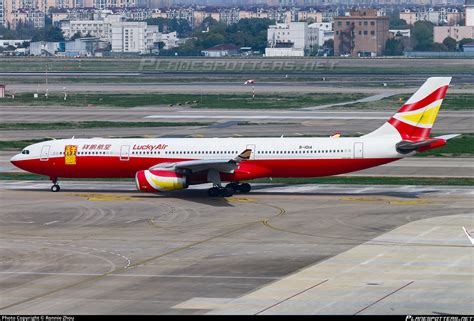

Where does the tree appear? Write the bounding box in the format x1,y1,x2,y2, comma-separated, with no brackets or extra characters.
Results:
146,18,192,37
70,32,82,40
157,41,165,50
430,42,448,52
323,39,334,56
442,36,457,51
389,18,408,29
31,26,65,42
384,38,404,55
412,21,434,51
200,16,218,31
388,10,408,29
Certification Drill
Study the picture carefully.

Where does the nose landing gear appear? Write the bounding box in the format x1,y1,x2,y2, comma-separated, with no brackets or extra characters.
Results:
50,177,60,192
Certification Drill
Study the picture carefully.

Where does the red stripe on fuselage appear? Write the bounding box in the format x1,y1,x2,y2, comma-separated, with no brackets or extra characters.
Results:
398,85,448,113
12,156,400,182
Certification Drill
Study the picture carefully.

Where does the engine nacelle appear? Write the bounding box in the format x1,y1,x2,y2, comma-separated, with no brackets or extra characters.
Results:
135,170,187,192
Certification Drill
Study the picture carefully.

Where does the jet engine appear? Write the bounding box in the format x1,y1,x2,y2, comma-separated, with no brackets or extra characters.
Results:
135,170,187,192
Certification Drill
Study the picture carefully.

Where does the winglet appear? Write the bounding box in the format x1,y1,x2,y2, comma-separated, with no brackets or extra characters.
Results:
462,227,474,245
234,149,252,162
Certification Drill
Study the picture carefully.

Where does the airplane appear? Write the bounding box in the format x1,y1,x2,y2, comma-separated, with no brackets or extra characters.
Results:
10,77,458,197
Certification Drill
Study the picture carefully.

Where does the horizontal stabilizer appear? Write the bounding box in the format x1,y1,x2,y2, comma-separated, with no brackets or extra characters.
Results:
396,138,445,154
435,134,461,140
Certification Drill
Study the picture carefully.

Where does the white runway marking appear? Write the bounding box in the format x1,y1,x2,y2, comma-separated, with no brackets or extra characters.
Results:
44,220,60,226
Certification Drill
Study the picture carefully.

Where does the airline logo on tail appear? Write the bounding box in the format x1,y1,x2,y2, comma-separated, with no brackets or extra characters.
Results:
388,77,451,139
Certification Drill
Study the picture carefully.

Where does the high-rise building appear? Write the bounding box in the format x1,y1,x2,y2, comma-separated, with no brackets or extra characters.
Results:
0,0,4,27
265,22,319,56
111,21,158,53
334,9,389,57
466,0,474,26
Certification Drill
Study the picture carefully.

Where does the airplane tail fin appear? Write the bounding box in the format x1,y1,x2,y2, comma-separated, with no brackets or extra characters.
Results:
365,77,451,139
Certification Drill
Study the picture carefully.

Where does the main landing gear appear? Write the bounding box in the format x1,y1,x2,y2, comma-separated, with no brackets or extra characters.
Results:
207,183,252,197
50,177,60,192
225,182,251,194
206,170,251,197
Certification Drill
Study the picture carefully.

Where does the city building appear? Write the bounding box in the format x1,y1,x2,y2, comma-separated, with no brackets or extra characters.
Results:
265,22,318,57
0,0,4,27
389,29,411,38
400,7,463,26
30,41,63,56
52,8,96,25
334,9,389,57
10,8,45,29
65,37,108,56
309,22,334,46
0,39,30,48
111,21,159,54
201,44,240,57
60,14,124,40
463,41,474,51
434,25,474,41
466,0,474,26
156,30,178,49
92,0,138,9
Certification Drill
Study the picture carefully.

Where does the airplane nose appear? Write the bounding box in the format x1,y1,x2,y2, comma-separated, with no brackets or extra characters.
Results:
10,154,21,166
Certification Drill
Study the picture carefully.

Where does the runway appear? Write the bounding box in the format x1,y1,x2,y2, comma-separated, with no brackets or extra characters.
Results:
0,181,472,314
5,82,474,94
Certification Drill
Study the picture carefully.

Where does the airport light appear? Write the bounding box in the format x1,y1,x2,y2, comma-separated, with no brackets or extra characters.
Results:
244,79,256,100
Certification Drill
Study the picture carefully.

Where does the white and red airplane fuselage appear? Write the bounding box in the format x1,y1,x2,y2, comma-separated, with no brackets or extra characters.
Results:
10,77,455,196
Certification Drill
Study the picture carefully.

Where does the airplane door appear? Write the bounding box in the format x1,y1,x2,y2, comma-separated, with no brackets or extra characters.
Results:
354,142,364,158
246,144,256,160
120,145,130,161
40,145,50,161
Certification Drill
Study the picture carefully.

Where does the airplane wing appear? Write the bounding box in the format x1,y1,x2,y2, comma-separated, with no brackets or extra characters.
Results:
150,149,252,175
396,134,460,154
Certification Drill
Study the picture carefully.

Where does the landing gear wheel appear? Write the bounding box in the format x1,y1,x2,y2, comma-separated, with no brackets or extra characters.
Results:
51,184,60,192
221,187,234,197
239,183,251,194
208,187,220,197
225,183,239,192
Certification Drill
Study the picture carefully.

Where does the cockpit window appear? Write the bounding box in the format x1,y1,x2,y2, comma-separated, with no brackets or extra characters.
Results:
21,150,30,155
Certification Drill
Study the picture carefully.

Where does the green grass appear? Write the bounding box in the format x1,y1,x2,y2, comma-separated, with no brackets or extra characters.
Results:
0,92,368,109
1,172,472,186
0,121,213,130
0,139,49,151
347,94,474,110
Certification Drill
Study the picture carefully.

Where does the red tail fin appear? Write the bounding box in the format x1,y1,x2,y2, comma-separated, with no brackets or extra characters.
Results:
388,77,451,139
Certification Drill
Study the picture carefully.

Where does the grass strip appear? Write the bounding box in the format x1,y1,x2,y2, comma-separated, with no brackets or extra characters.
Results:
0,92,368,109
0,121,212,130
